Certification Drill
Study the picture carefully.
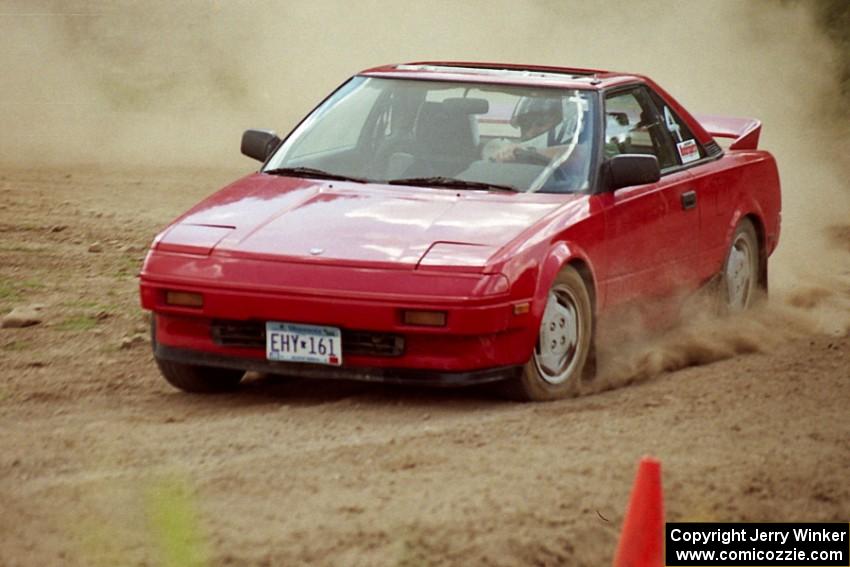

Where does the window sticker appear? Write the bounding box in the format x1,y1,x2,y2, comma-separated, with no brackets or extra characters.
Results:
677,139,700,164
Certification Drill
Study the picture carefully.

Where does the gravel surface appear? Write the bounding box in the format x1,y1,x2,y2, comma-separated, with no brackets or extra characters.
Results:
1,167,848,566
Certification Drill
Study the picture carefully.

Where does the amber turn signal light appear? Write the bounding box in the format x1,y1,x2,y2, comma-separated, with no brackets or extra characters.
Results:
165,291,204,308
402,310,447,327
513,302,530,315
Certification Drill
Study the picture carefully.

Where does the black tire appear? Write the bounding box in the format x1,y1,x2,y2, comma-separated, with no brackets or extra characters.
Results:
503,265,593,401
719,218,763,313
155,357,244,393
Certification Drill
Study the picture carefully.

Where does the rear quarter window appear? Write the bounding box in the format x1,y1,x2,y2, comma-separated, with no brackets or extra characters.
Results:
648,91,705,165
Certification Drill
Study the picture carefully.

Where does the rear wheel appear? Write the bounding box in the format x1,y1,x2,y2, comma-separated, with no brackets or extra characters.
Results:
720,219,762,312
504,265,593,401
155,358,244,393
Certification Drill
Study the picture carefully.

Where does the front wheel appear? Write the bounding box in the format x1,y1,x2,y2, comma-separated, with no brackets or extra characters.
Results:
155,357,245,393
504,265,593,401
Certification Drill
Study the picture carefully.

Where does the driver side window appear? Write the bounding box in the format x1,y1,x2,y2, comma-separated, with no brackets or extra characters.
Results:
604,88,676,170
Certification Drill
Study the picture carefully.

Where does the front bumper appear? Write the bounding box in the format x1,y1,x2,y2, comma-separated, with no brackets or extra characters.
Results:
153,339,522,387
141,252,539,379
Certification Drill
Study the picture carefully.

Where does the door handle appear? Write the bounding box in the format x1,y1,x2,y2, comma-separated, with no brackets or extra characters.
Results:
681,190,697,210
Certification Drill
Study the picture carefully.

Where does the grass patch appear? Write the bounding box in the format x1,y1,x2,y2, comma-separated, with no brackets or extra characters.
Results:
0,278,20,310
115,255,142,277
71,474,210,567
62,299,106,310
0,243,48,253
145,476,209,567
394,532,435,567
0,222,42,233
61,300,122,318
0,276,47,310
0,278,19,300
57,315,98,332
2,340,31,351
20,278,46,291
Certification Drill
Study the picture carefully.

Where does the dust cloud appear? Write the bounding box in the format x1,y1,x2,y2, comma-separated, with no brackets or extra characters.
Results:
592,285,850,392
2,0,848,381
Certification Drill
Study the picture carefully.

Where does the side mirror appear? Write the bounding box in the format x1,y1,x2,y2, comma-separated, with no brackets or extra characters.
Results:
605,154,661,190
241,129,281,162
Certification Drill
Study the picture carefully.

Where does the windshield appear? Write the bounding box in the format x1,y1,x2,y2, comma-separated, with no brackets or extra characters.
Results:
265,77,596,193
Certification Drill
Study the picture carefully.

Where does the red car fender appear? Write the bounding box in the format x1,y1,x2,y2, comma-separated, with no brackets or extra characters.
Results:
531,241,599,322
721,202,768,275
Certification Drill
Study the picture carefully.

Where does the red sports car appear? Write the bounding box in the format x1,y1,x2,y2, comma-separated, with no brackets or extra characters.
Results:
140,62,781,401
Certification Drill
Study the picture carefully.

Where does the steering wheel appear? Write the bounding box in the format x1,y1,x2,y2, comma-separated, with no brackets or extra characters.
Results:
513,147,571,186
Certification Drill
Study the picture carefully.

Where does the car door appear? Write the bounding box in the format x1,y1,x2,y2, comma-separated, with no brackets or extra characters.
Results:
598,85,701,307
647,89,727,284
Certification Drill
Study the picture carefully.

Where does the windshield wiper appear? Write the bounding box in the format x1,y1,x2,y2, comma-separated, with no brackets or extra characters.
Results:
387,176,519,192
263,167,368,183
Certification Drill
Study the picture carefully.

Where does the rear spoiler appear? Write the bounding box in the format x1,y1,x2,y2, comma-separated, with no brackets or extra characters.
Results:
694,114,762,150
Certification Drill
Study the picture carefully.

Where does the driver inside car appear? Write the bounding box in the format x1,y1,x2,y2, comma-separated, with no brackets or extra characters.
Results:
483,96,568,163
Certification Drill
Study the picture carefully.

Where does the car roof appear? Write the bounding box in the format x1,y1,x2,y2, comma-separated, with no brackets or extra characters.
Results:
359,61,643,90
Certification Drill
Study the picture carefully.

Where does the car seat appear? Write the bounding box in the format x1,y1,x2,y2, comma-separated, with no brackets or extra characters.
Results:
401,98,488,178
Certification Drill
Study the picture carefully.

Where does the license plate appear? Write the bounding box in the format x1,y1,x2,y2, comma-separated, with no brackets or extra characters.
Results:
265,322,342,366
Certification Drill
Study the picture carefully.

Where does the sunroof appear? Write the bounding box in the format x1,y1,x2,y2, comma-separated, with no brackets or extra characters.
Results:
394,64,597,81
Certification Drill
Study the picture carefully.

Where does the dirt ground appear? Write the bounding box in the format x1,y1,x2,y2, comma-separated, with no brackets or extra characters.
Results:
1,166,848,567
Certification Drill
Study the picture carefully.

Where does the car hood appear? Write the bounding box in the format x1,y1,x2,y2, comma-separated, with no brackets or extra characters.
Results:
166,174,579,270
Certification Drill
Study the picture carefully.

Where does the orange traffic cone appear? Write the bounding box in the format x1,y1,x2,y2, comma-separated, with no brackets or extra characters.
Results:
613,456,664,567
